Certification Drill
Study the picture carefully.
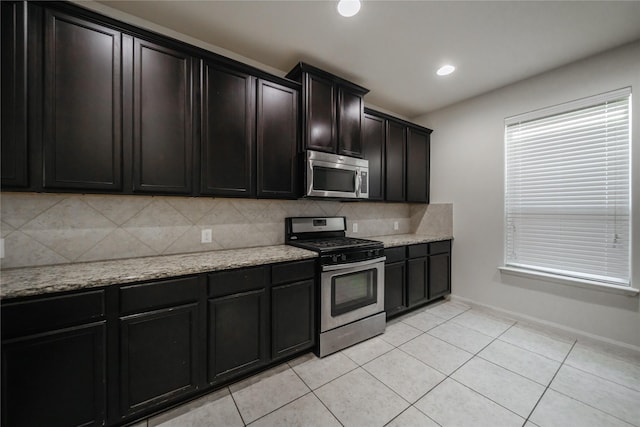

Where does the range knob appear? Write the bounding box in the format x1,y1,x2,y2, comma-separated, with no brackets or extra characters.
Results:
332,255,339,263
367,250,373,257
341,254,347,261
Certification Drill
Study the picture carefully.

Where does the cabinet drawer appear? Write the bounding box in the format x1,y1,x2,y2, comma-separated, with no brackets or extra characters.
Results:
429,240,451,254
271,260,315,285
384,246,406,263
408,243,428,258
1,290,105,338
208,266,267,298
120,276,200,314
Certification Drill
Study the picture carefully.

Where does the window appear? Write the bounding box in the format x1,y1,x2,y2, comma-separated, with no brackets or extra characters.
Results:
504,88,631,288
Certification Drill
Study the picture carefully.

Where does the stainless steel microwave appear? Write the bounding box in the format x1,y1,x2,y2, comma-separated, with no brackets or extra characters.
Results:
305,150,369,199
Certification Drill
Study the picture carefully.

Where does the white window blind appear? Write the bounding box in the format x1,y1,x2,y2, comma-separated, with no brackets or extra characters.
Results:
505,88,631,287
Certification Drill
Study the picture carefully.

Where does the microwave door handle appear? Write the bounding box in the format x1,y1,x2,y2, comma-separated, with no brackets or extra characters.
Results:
307,162,314,196
354,170,360,196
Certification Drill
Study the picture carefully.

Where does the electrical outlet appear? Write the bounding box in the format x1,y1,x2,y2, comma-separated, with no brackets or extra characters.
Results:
201,229,212,243
394,221,399,231
352,222,358,233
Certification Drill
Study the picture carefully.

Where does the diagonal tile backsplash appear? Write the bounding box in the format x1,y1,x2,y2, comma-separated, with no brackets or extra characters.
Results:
0,192,451,269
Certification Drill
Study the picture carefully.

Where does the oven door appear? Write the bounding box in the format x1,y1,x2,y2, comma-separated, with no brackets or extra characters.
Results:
320,257,385,332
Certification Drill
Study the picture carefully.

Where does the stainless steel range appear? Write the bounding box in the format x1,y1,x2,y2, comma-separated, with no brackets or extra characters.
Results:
285,216,386,357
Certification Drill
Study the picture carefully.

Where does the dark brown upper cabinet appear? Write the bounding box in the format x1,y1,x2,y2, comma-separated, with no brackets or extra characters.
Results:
364,108,432,203
286,62,368,158
338,86,365,157
386,120,406,202
200,63,255,197
362,112,385,201
256,79,299,199
1,1,28,188
303,73,336,153
131,38,194,194
42,9,123,191
406,127,430,203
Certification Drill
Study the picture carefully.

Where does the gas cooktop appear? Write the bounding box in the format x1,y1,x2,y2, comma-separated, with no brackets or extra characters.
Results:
290,236,381,252
285,217,384,265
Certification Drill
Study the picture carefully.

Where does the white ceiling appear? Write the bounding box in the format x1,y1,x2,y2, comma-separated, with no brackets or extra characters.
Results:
96,1,640,118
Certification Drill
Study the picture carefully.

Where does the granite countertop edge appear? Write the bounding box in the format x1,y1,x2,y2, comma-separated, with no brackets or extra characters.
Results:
0,245,318,300
370,233,453,248
0,234,453,300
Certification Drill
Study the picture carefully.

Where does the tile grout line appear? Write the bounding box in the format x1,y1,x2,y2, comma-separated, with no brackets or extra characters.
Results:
308,310,465,426
339,341,419,421
403,312,526,422
287,360,346,427
435,321,534,423
498,336,573,365
226,385,249,426
522,339,577,426
472,319,566,388
540,351,640,427
562,358,640,394
383,405,444,427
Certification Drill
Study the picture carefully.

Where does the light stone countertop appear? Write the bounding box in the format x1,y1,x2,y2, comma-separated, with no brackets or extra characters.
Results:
0,245,317,300
369,233,453,248
0,234,453,300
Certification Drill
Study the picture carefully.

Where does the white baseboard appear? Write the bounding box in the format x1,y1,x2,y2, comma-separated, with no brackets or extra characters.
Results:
449,294,640,355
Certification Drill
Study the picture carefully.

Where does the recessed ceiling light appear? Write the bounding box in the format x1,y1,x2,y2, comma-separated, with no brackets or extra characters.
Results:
337,0,361,17
437,65,456,76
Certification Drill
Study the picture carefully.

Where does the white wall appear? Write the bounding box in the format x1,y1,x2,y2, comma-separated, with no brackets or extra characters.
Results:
414,41,640,349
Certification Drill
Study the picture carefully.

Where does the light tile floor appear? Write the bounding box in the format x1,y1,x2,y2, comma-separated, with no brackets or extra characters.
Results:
136,300,640,427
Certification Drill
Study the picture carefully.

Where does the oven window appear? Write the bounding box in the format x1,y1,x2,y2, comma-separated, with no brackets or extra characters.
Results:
314,166,356,193
331,269,377,316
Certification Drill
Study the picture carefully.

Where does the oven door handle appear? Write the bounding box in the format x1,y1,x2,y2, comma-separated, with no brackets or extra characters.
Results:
321,256,386,272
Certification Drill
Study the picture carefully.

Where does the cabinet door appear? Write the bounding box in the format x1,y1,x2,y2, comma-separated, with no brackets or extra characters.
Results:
407,127,430,203
2,323,106,427
119,303,200,417
208,288,269,383
407,257,428,306
42,10,122,190
338,86,363,157
362,112,385,201
304,73,336,153
384,261,406,317
1,1,28,188
257,79,299,198
429,252,451,300
133,38,193,194
201,63,255,196
272,279,315,360
386,120,406,202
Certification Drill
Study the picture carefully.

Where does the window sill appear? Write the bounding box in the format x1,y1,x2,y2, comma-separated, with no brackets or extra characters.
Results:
498,266,639,297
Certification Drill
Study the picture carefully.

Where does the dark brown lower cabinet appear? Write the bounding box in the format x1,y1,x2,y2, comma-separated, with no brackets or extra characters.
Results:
384,261,407,317
429,250,451,300
384,241,452,319
207,288,269,383
119,304,200,417
1,259,316,426
1,323,106,427
272,279,315,360
407,257,429,306
270,259,315,360
118,276,203,420
207,266,269,384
